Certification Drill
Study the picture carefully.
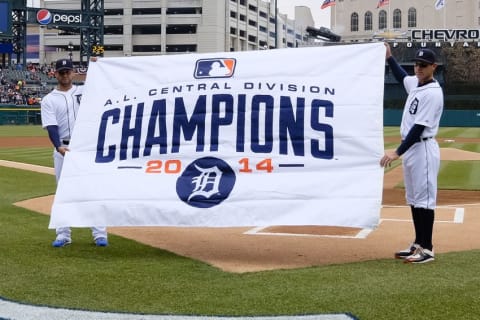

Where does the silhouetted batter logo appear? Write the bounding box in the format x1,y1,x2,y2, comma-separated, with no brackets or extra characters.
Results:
176,157,236,208
37,9,52,25
194,58,236,79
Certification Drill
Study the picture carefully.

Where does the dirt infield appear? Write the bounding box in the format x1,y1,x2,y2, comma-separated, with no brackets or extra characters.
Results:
3,136,480,273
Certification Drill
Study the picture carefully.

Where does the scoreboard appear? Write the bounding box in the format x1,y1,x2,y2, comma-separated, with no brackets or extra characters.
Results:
0,1,10,37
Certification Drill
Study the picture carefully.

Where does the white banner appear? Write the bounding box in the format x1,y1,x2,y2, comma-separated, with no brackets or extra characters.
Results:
49,43,385,229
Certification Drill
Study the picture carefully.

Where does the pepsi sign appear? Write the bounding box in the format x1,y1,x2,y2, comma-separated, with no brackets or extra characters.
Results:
36,8,82,26
36,9,52,25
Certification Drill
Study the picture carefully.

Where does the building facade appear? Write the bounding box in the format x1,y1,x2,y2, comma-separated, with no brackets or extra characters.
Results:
326,0,480,113
37,0,315,63
331,0,480,43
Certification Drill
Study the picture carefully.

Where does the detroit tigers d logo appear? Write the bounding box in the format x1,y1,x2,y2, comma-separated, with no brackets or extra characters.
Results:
176,157,236,208
409,97,419,115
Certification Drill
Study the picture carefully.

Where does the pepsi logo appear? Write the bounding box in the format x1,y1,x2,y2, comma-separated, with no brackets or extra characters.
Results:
37,9,52,25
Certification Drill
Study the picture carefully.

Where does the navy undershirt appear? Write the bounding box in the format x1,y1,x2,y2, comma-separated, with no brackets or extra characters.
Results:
396,124,425,156
46,125,61,148
386,56,427,156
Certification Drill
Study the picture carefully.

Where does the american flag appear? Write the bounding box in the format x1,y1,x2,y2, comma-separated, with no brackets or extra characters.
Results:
321,0,336,10
434,0,446,10
376,0,389,9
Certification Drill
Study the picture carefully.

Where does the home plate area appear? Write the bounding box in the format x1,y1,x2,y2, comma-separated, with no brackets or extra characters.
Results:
110,203,478,274
381,205,464,225
13,191,476,273
244,205,464,239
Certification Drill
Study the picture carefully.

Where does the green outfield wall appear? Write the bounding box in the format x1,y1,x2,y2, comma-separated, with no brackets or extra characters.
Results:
384,109,480,127
0,106,41,125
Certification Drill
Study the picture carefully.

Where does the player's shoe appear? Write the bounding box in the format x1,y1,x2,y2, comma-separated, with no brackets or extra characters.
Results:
404,247,435,264
394,243,418,259
95,237,108,247
52,238,71,247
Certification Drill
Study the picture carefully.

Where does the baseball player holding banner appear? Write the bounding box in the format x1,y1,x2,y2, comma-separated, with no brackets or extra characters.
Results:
380,43,444,264
41,58,108,248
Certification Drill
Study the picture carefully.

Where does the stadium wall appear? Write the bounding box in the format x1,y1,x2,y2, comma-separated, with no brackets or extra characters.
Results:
384,109,480,127
0,107,41,125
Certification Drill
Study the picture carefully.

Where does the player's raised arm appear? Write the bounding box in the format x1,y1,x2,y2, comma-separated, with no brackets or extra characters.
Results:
385,42,408,83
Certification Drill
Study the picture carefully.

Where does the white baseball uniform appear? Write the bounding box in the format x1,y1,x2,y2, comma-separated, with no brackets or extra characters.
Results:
400,76,444,209
41,85,107,241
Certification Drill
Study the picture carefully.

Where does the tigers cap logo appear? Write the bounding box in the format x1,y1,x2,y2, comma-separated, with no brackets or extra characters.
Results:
194,58,236,79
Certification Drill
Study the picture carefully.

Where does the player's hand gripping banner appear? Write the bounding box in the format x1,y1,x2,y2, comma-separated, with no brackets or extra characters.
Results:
49,43,386,229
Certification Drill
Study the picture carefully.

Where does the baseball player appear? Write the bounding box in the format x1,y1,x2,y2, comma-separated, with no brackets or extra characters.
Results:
380,43,444,264
41,58,108,248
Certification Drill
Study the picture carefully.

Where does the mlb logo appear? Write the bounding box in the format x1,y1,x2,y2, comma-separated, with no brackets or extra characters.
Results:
194,58,236,79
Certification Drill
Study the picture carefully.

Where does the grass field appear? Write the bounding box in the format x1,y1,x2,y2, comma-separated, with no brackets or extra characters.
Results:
1,125,480,319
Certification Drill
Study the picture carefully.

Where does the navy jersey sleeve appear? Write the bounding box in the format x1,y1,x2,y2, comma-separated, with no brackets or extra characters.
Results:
46,125,61,148
396,124,425,156
387,56,408,83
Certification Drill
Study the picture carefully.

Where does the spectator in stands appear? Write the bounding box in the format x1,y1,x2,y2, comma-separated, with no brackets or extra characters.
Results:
0,63,83,106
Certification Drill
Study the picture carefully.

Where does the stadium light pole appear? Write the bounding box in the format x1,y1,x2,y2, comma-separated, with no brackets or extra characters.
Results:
67,41,74,61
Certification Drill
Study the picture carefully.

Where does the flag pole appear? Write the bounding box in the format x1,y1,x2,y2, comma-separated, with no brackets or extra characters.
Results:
444,0,447,28
274,0,278,48
334,2,337,31
388,0,391,31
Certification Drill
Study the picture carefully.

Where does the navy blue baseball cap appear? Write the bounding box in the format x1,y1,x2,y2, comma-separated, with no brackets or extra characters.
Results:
413,49,436,64
55,59,74,72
